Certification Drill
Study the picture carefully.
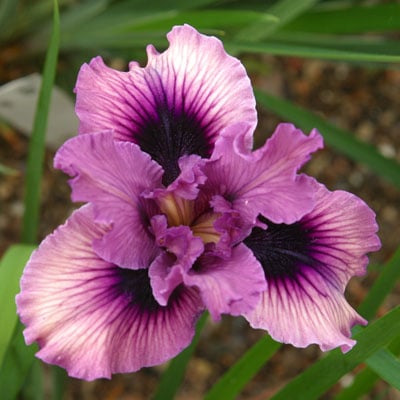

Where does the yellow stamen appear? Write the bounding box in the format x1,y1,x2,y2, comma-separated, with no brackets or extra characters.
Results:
158,193,195,227
157,193,222,245
191,213,221,244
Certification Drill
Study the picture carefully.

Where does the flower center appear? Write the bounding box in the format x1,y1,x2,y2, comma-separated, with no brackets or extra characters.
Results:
136,102,211,186
115,268,161,311
158,193,195,227
115,267,184,311
191,212,221,244
157,193,220,245
243,216,317,280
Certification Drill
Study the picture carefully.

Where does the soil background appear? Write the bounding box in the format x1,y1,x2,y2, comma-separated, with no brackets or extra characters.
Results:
1,47,400,399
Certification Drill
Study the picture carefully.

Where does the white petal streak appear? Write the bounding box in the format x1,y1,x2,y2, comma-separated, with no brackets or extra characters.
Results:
16,206,202,380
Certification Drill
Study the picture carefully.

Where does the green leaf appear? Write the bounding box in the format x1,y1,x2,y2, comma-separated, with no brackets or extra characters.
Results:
255,90,400,189
1,1,60,398
126,9,277,33
227,39,400,64
22,0,60,244
0,244,35,367
57,0,110,33
335,336,400,400
6,0,64,43
0,0,19,41
285,3,400,34
271,306,400,399
235,0,319,41
358,247,400,320
334,367,377,400
102,0,218,13
30,0,224,52
52,366,68,400
204,335,281,400
266,32,400,58
152,312,208,400
366,348,400,390
0,322,39,400
59,9,274,51
22,359,44,400
334,248,400,398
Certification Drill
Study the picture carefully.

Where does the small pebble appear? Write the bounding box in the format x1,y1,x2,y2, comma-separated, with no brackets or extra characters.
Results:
378,142,396,159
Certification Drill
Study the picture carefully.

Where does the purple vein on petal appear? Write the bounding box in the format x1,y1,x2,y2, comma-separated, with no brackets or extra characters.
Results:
74,25,257,185
16,205,204,380
243,182,380,352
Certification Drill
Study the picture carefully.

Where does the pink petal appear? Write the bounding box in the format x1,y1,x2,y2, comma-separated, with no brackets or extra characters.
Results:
54,131,163,269
303,183,381,285
243,181,381,352
149,214,204,306
75,24,256,184
245,273,367,352
16,206,203,380
184,244,267,321
204,122,323,225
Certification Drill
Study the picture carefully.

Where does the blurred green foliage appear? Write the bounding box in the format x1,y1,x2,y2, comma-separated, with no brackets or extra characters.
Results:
1,1,400,399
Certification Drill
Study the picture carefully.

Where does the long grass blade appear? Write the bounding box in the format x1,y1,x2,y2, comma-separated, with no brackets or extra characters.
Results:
2,2,60,399
334,367,377,400
22,0,60,244
271,306,400,399
265,32,400,57
204,335,281,400
0,322,38,400
358,247,400,320
0,0,19,41
335,336,400,400
58,9,275,52
228,40,400,64
152,313,208,400
235,0,319,41
333,248,400,397
0,245,35,367
284,3,400,34
366,348,400,390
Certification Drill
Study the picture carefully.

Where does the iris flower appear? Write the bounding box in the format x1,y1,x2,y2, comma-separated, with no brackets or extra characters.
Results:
17,25,380,380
